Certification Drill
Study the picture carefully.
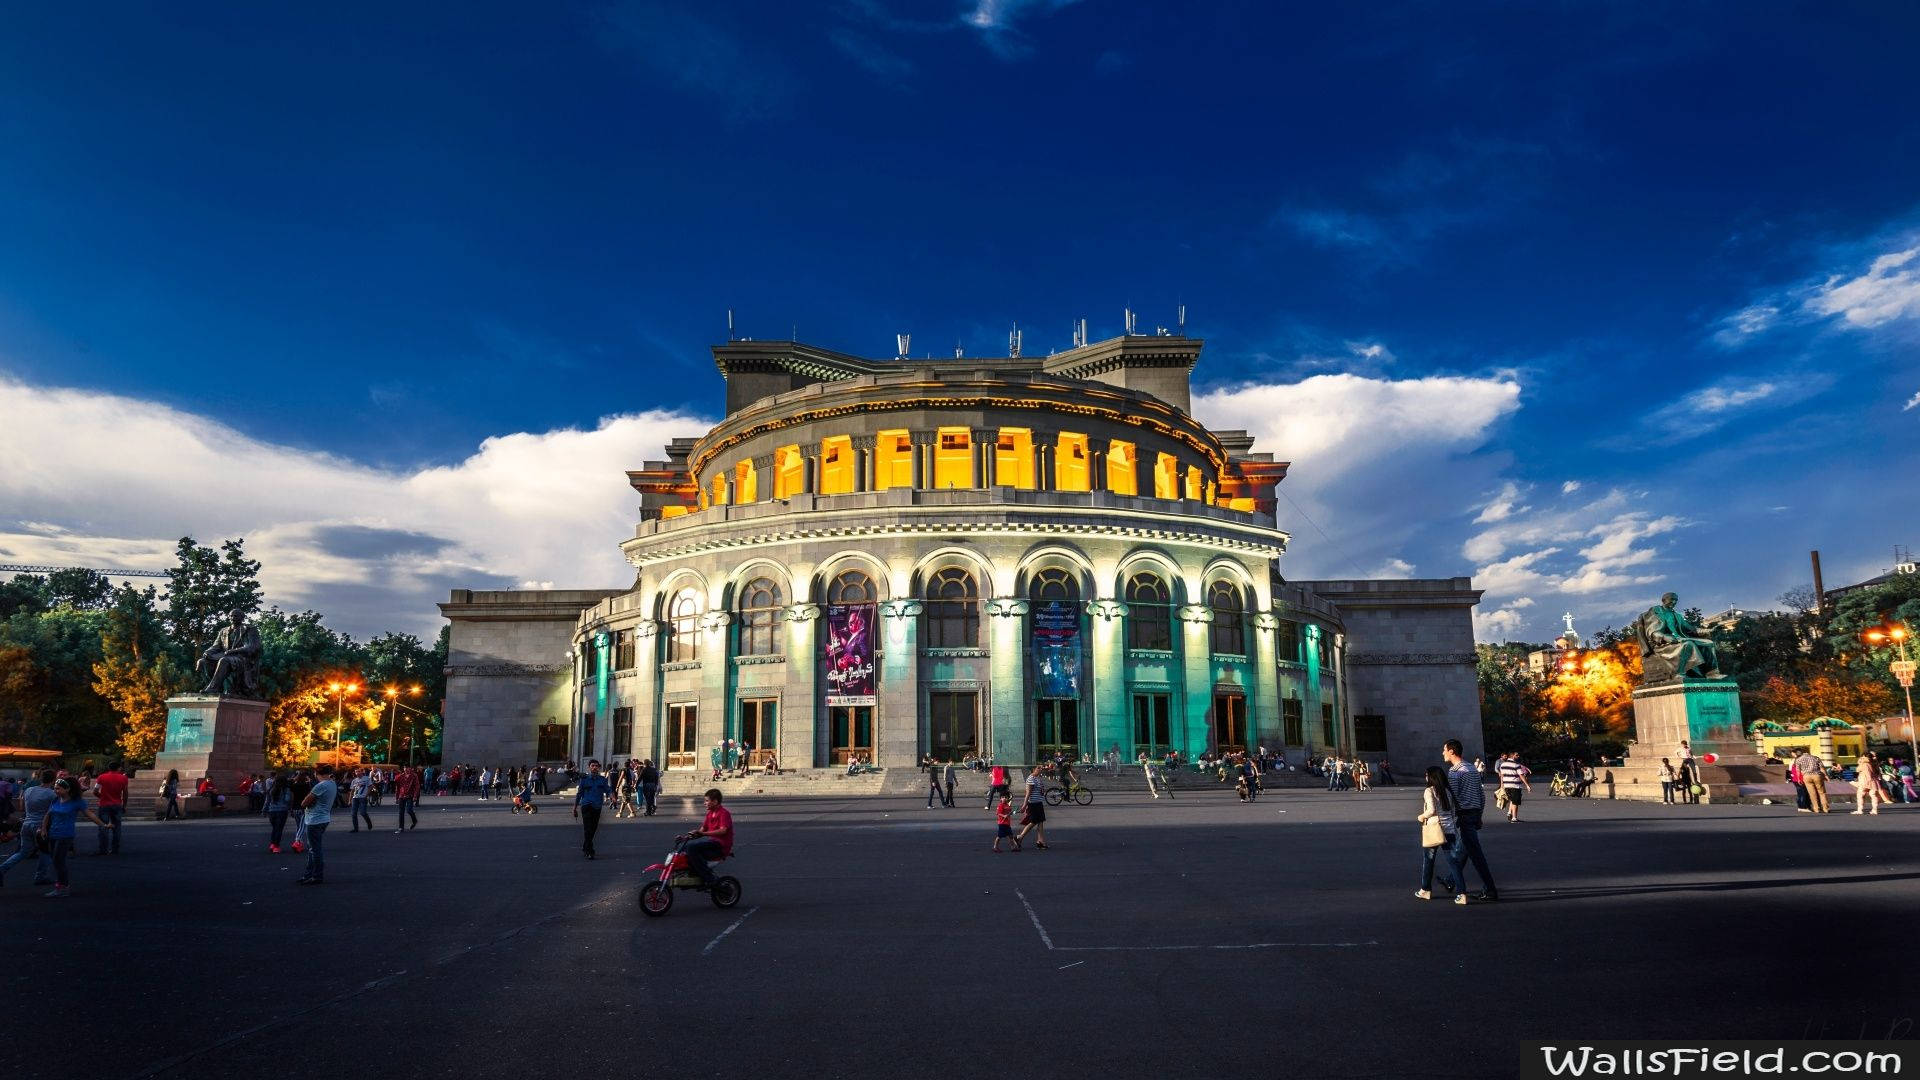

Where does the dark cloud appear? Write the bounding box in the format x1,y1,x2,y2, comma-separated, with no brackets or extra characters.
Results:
309,525,456,562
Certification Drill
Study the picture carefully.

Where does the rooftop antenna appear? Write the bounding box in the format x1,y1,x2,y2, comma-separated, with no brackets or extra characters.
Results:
895,333,911,360
1124,307,1137,335
791,323,798,342
727,309,736,342
1009,323,1022,358
1072,317,1088,348
954,339,964,359
1178,304,1186,334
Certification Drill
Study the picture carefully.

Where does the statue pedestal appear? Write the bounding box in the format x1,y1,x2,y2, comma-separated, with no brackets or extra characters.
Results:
152,695,268,788
1608,679,1773,803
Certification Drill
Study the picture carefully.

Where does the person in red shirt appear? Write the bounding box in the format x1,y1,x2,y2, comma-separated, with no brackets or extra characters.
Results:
393,766,421,832
676,788,734,888
93,761,129,855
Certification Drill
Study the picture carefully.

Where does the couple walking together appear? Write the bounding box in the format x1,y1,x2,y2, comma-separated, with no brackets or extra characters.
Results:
1416,739,1499,905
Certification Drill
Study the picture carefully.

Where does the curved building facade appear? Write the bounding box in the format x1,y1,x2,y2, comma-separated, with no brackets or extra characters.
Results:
442,335,1484,771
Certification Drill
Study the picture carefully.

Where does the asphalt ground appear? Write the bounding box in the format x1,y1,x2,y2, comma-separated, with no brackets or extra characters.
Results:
11,785,1917,1080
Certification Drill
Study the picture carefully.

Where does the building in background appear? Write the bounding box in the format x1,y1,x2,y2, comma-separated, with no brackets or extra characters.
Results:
443,334,1482,770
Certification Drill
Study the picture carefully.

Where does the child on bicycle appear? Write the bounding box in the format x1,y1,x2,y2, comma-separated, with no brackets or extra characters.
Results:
992,795,1020,852
512,776,538,814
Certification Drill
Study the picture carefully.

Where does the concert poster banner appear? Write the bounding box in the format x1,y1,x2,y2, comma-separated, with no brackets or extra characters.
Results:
1032,601,1082,698
824,603,877,706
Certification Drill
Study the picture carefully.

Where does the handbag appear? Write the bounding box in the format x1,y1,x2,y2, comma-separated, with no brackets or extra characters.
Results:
1420,816,1446,848
1494,787,1511,808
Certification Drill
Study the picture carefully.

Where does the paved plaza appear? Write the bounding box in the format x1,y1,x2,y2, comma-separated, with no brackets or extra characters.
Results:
18,784,1917,1080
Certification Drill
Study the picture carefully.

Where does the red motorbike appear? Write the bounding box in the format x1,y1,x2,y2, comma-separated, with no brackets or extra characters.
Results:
638,839,741,916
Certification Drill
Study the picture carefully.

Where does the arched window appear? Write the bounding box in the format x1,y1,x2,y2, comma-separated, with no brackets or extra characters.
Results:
1027,567,1081,603
925,567,979,648
737,577,784,656
1208,579,1246,656
828,569,878,606
669,590,703,663
1124,572,1172,650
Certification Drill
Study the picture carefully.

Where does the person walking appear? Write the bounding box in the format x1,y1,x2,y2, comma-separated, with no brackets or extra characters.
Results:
1793,748,1829,813
1676,740,1698,804
263,773,293,852
1415,766,1468,905
39,777,108,898
1012,764,1049,850
296,764,337,885
1787,757,1811,812
639,759,660,817
344,768,369,832
942,760,957,809
0,768,58,886
984,763,1010,810
161,768,183,820
991,794,1019,852
1852,752,1886,815
93,760,128,855
1659,759,1678,806
573,759,611,860
1495,752,1531,822
613,766,635,819
394,765,420,832
1442,739,1498,901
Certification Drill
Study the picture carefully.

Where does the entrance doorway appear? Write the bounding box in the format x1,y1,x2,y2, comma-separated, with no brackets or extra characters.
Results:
740,698,777,767
666,703,697,770
829,705,873,765
1214,693,1247,753
580,712,596,762
536,723,569,762
928,692,978,761
1132,693,1171,759
1035,699,1079,760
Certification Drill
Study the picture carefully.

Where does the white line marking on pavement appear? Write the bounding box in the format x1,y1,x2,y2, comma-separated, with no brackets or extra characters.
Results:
1057,960,1085,970
1016,889,1055,950
702,906,760,956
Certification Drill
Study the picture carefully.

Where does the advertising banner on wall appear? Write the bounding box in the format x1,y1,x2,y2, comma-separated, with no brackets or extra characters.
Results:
1032,601,1081,698
824,604,877,705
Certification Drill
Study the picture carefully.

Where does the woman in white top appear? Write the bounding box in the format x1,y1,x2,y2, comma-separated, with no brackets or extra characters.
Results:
1416,766,1468,905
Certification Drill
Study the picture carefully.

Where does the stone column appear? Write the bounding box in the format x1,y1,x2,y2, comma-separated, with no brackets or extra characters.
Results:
1089,447,1108,493
851,434,876,493
1178,603,1214,758
972,427,996,489
878,599,924,767
1251,612,1281,750
1031,430,1056,492
698,611,734,754
985,598,1030,763
751,453,775,503
1087,600,1129,760
631,620,662,761
802,451,819,495
910,432,935,490
784,604,821,767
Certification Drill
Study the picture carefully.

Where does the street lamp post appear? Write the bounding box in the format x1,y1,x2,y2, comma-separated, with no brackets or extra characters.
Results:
324,681,360,764
1866,625,1917,768
384,685,424,766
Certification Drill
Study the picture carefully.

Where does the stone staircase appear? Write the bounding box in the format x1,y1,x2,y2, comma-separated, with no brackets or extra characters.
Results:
655,767,891,798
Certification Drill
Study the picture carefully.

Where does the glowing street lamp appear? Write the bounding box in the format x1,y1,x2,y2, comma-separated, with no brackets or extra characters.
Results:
384,685,424,765
1866,625,1917,767
323,681,360,762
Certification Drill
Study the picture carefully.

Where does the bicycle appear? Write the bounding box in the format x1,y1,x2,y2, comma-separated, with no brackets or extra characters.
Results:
1045,780,1093,806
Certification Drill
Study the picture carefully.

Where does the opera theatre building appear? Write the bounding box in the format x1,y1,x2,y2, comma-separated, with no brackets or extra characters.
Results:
441,333,1484,772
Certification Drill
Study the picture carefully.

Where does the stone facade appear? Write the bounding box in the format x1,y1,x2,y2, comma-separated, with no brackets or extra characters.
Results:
442,335,1485,771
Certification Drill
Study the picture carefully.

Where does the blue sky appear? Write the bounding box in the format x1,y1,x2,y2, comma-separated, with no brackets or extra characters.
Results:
2,1,1917,640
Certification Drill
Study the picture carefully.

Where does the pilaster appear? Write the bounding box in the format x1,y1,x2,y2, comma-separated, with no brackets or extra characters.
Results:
1178,603,1214,757
784,603,821,767
851,434,877,493
1250,611,1281,749
878,599,924,766
698,611,734,749
1087,599,1129,760
972,427,997,489
985,598,1030,763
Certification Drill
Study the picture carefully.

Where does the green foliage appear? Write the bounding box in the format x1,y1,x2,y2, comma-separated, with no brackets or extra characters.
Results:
0,568,115,619
0,605,114,751
255,608,358,698
164,536,264,657
92,585,186,765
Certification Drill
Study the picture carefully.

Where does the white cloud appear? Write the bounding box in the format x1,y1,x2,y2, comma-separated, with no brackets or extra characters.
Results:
1472,548,1560,597
1473,597,1535,642
1905,390,1920,412
1193,372,1521,580
961,0,1080,58
1632,374,1825,446
1370,557,1415,578
0,375,709,638
1687,382,1776,412
1473,481,1529,524
1712,304,1779,346
1807,247,1920,328
1560,480,1581,494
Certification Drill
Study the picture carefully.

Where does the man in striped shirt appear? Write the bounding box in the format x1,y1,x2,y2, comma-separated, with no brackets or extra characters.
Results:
1443,739,1499,902
1496,752,1532,823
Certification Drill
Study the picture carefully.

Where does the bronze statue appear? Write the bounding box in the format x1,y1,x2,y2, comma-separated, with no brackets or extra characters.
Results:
197,607,263,696
1629,592,1723,684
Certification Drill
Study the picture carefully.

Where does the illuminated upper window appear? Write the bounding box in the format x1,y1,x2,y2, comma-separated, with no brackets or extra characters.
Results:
1108,441,1138,496
819,436,854,495
710,473,728,506
874,430,912,490
734,460,757,503
1185,466,1203,501
1055,433,1090,491
933,427,973,489
994,428,1034,489
1153,453,1178,500
773,445,805,499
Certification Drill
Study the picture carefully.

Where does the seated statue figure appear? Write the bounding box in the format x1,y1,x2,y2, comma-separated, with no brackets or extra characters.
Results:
1629,592,1723,684
198,607,263,696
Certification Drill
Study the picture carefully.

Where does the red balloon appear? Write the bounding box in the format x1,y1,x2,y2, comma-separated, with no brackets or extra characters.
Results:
1702,753,1718,764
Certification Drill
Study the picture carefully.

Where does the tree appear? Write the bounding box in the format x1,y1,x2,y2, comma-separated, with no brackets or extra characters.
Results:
164,537,263,658
1476,643,1550,753
1713,611,1815,692
0,606,114,751
91,585,186,766
1752,672,1896,727
1545,630,1639,740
